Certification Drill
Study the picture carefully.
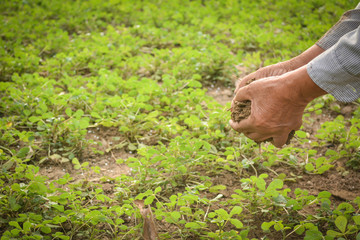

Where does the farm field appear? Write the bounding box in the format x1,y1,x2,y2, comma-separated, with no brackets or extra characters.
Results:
1,0,360,239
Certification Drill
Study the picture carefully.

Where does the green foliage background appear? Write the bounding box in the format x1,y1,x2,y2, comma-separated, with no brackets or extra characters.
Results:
1,0,360,239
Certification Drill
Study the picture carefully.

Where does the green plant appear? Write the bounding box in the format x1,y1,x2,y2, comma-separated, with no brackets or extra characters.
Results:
1,0,359,238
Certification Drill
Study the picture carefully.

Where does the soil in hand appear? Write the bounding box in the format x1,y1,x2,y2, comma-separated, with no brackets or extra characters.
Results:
230,78,295,144
231,100,251,122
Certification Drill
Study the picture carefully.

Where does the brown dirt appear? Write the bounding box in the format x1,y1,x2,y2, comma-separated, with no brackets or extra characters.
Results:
35,73,359,240
230,77,256,124
38,126,131,186
231,100,252,122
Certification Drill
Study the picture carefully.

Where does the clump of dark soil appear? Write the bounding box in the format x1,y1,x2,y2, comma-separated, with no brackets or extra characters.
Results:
230,78,295,144
231,100,251,122
230,78,256,123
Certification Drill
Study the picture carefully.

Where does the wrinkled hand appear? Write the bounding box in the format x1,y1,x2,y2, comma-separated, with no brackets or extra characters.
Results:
235,45,325,94
230,66,326,147
235,61,295,93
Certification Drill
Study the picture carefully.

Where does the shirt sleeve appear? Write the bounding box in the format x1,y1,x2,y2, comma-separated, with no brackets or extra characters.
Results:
317,3,360,50
307,25,360,102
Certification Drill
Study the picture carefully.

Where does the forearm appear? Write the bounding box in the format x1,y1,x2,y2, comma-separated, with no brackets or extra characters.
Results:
286,66,327,104
287,45,325,70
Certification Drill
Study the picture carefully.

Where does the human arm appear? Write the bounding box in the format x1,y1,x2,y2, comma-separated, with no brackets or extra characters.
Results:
234,45,325,92
235,3,360,93
230,15,360,147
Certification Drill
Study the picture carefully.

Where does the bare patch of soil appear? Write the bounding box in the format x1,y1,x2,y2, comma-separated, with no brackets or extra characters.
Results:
207,87,233,106
38,126,132,185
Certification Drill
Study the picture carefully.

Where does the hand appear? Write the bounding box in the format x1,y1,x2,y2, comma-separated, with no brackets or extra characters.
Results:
230,66,327,147
234,61,295,93
234,45,325,93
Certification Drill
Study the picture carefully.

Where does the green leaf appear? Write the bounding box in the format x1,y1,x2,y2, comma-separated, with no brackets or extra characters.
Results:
52,232,70,240
23,109,31,116
9,196,21,211
23,221,31,232
171,211,181,220
9,221,21,229
41,226,52,234
274,221,284,231
209,185,226,193
305,163,314,172
29,182,48,195
267,179,283,191
29,116,40,122
53,216,67,224
296,130,307,138
265,179,283,197
318,191,331,199
2,160,15,171
177,165,187,174
304,229,323,240
185,222,202,229
65,108,72,117
230,219,243,229
72,158,80,166
144,195,155,205
335,215,347,233
91,111,101,118
230,206,242,216
16,147,29,158
255,177,266,191
326,230,341,237
154,187,161,194
261,221,275,231
356,232,360,240
294,225,305,235
11,228,20,236
79,118,89,129
52,204,64,212
353,215,360,225
74,109,84,118
128,143,137,151
215,209,229,220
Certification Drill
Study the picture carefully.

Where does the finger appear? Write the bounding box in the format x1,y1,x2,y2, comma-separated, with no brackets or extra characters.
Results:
272,133,289,148
233,85,251,102
234,81,242,94
234,74,255,94
229,118,254,133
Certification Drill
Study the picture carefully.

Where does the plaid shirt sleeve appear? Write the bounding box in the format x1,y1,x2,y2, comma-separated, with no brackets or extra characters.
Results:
307,4,360,102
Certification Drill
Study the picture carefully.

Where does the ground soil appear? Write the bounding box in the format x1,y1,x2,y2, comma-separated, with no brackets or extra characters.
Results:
37,74,360,240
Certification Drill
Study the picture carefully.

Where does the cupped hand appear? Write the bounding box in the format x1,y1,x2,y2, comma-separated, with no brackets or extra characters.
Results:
230,66,327,147
235,45,325,94
235,61,295,94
